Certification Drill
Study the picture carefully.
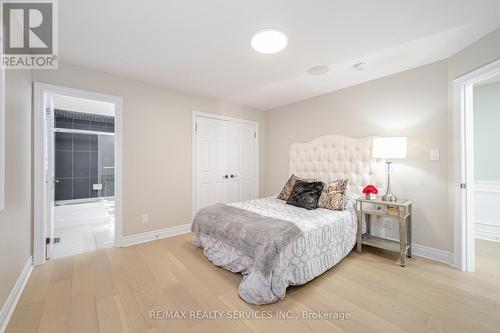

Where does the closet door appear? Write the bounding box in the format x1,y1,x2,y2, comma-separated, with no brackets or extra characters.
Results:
227,122,257,203
194,115,258,213
195,116,230,211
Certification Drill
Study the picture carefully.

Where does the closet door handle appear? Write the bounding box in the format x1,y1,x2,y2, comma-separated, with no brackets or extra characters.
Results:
223,175,229,179
230,174,236,178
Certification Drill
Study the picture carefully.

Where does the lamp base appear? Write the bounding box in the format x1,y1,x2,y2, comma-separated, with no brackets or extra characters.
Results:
382,193,397,202
382,161,397,202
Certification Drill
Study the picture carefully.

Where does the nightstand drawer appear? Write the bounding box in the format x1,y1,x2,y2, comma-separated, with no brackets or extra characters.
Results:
361,203,400,216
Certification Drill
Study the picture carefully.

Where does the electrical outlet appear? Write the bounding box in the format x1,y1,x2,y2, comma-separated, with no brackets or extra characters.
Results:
141,214,149,224
384,220,392,231
430,149,440,161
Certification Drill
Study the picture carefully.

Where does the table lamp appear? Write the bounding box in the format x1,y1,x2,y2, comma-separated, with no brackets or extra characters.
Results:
372,137,407,202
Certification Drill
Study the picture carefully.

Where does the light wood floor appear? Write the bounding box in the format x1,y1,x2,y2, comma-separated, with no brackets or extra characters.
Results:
7,236,500,333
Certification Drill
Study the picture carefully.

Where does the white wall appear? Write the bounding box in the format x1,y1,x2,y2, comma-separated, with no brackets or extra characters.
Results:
473,81,500,182
475,181,500,242
0,70,32,312
32,63,266,236
473,81,500,242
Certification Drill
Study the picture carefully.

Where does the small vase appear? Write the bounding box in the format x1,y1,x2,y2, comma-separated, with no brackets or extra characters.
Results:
366,193,376,200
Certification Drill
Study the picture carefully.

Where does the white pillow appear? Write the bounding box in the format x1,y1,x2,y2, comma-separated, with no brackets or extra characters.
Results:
344,192,361,209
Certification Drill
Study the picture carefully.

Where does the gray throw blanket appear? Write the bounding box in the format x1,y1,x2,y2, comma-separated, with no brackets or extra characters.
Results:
192,203,303,278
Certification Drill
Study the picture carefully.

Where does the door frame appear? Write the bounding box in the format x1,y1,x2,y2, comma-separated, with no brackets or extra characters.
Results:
191,111,259,218
452,59,500,272
33,82,124,266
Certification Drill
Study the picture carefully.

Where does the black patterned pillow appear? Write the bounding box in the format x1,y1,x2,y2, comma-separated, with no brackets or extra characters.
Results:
286,180,324,210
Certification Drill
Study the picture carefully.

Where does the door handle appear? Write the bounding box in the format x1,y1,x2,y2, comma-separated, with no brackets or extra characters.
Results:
223,175,229,179
53,179,60,184
230,174,236,178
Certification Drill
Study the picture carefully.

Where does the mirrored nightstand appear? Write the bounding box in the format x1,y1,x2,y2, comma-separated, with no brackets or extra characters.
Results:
355,198,412,267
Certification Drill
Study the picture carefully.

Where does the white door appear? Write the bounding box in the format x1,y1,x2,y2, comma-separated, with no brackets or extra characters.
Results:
227,122,258,203
44,95,56,260
195,116,230,211
194,115,258,213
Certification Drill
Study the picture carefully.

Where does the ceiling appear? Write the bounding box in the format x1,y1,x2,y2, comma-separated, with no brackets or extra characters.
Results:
59,0,500,110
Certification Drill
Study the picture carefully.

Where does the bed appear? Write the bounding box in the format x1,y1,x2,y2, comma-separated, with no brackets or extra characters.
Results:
192,135,385,304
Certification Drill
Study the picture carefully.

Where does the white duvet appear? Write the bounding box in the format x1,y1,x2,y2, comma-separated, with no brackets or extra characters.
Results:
192,196,357,304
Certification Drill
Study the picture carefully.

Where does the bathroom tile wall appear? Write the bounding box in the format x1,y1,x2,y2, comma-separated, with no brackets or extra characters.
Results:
99,135,115,198
55,114,115,132
54,113,115,201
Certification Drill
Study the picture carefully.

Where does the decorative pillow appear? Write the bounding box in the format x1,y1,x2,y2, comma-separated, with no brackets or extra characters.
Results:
317,178,349,211
286,180,324,210
277,174,316,201
344,191,361,210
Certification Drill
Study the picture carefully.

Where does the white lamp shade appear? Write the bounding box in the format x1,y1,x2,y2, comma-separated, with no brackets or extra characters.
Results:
372,137,407,159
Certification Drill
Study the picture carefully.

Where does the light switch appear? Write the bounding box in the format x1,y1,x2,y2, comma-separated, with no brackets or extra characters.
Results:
430,149,440,161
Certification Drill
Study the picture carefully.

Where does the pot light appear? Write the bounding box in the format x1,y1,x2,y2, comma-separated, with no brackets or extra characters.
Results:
251,29,288,54
307,65,330,76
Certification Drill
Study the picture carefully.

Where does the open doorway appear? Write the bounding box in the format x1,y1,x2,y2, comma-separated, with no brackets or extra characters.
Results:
472,75,500,272
453,59,500,272
52,98,115,258
34,83,123,265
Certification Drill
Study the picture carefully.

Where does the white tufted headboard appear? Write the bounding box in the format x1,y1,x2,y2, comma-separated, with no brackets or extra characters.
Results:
289,135,385,194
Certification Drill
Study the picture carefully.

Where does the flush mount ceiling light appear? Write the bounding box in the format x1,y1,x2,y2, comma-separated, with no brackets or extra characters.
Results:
354,62,367,71
307,65,330,76
251,29,288,54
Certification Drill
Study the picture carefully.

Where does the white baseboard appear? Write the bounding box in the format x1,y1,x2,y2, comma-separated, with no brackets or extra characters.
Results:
412,244,455,266
475,220,500,243
121,224,457,268
0,256,33,333
476,230,500,242
121,224,457,267
373,235,455,267
122,223,191,247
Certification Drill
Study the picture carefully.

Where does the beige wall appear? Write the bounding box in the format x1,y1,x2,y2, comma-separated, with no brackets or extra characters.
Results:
264,61,451,251
0,70,32,308
32,63,266,236
264,28,500,254
33,64,266,235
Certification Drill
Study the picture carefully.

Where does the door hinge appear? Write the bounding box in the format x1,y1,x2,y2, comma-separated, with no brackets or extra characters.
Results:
254,132,256,138
460,183,467,189
195,123,198,132
45,237,51,260
45,107,51,116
